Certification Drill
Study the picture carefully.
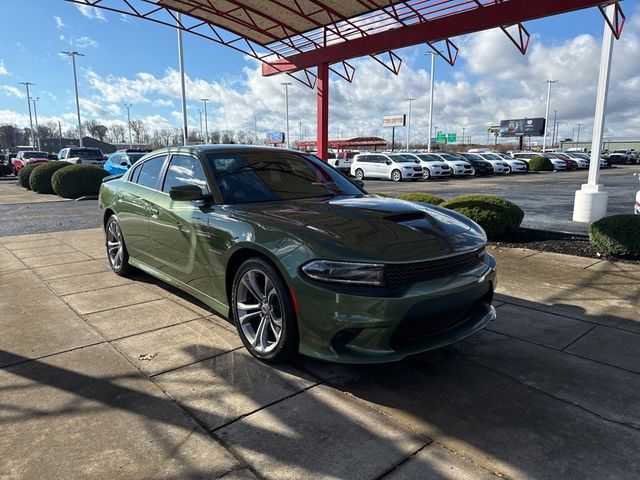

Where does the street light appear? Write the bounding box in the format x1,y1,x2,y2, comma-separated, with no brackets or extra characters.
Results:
281,82,291,148
576,123,583,149
176,13,188,146
124,104,133,148
462,126,466,146
201,98,210,143
425,51,436,153
19,82,36,148
198,109,204,143
61,51,84,147
405,97,414,152
543,80,558,151
552,109,558,148
31,96,41,150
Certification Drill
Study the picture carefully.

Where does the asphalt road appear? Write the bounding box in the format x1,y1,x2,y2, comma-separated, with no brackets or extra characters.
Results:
0,165,637,236
362,164,640,233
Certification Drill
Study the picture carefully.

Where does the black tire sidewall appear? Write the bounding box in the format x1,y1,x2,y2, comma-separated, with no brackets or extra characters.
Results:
231,258,299,363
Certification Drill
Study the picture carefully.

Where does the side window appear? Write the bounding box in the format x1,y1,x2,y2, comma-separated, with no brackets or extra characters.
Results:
136,155,166,190
128,163,142,183
162,155,210,194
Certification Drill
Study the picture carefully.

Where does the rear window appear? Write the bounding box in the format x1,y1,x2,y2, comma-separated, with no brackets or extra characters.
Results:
69,148,103,158
22,152,48,159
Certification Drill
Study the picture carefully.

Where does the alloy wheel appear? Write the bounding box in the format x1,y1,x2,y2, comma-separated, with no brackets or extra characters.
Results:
355,169,364,180
423,169,431,180
392,170,401,182
106,219,124,270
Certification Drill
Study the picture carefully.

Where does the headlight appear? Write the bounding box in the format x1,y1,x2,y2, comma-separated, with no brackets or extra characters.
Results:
301,260,385,286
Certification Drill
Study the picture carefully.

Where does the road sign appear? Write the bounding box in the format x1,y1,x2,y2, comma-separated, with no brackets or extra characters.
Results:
436,131,446,143
447,133,457,143
383,114,406,128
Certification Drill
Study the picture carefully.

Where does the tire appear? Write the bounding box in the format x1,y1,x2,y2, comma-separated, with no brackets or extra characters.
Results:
355,169,364,180
506,165,512,174
105,215,131,276
231,257,299,363
391,169,402,182
423,169,431,180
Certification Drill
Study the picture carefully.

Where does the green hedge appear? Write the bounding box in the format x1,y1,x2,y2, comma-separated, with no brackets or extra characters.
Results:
440,194,524,239
528,156,554,171
397,192,445,205
51,164,109,198
29,161,70,194
17,163,42,189
370,192,390,197
589,215,640,257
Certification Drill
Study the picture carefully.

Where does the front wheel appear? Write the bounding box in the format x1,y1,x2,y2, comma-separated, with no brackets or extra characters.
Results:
355,169,364,180
391,169,402,182
105,215,131,276
423,169,431,180
506,165,512,174
232,258,299,363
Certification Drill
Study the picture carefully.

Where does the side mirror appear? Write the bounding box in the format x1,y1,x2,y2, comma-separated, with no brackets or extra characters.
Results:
415,159,420,164
352,179,365,189
169,184,204,201
386,160,392,165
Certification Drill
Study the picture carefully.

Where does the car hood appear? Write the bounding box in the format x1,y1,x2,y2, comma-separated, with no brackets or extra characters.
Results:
230,196,485,262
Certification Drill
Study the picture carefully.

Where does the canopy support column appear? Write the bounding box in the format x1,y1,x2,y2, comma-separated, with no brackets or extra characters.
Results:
317,62,329,161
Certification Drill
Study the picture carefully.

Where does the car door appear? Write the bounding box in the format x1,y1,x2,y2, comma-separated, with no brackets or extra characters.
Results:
146,153,215,298
117,154,167,262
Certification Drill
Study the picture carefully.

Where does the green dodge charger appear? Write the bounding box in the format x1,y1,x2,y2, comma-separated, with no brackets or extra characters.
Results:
99,145,497,363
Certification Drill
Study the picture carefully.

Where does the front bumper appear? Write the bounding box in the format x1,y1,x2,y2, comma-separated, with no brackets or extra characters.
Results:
292,253,497,363
452,166,474,176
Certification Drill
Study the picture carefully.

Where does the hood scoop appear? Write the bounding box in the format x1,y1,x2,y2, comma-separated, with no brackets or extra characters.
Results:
384,212,427,223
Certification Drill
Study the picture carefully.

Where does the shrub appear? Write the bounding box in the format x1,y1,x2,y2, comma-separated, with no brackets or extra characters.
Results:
29,161,70,194
0,164,12,176
51,164,109,198
528,156,554,171
369,192,390,197
397,192,445,205
589,215,640,257
17,163,42,189
440,194,524,239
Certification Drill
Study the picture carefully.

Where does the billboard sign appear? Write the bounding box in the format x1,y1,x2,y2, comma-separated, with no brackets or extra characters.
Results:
383,114,406,128
499,118,546,137
266,131,285,144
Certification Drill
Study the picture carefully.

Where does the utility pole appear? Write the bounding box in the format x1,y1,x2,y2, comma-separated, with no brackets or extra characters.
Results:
61,51,84,147
298,119,303,142
18,82,35,148
124,104,133,148
552,110,558,148
176,12,188,146
462,126,466,146
198,109,204,143
405,97,414,152
281,82,292,148
543,80,558,151
254,113,259,145
426,52,435,153
31,96,41,150
576,123,583,149
58,121,63,150
201,98,209,143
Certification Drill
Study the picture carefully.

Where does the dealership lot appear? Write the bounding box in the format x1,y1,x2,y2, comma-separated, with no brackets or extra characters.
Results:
1,227,639,479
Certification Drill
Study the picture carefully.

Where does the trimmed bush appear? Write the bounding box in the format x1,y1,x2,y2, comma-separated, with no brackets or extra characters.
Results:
29,161,70,194
528,156,554,172
51,164,109,198
369,192,390,197
17,163,42,189
440,194,524,239
397,192,445,205
589,215,640,257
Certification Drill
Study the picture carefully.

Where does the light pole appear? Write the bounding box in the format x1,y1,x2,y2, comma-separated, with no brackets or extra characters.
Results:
31,96,41,150
426,52,436,153
281,82,291,148
19,82,36,148
198,109,204,143
201,98,209,143
254,113,259,145
125,104,133,148
543,80,558,151
576,123,583,149
462,126,466,146
61,51,84,147
552,109,558,148
298,119,303,143
176,13,188,146
405,97,414,152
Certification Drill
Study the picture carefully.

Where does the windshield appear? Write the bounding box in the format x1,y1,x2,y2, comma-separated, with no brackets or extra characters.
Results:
22,151,47,159
126,153,146,164
69,148,103,158
207,151,363,204
482,154,502,160
416,154,442,162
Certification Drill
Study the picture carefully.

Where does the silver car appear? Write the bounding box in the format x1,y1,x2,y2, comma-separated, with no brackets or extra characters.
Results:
351,152,424,182
397,153,452,179
432,153,475,177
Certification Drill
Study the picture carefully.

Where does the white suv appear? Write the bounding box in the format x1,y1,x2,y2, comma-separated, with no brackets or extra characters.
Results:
474,153,512,174
397,153,451,179
58,147,105,166
350,153,424,182
431,153,475,177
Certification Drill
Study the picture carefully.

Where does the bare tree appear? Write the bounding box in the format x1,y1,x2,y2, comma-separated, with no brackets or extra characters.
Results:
129,120,146,143
85,120,109,141
220,130,235,144
210,130,221,144
0,124,21,149
109,124,126,143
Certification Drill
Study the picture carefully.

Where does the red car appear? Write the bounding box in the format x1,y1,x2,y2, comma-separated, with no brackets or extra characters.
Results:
547,153,578,170
11,151,49,174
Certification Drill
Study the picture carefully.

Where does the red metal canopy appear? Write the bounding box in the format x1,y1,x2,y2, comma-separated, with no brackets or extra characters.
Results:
296,137,389,150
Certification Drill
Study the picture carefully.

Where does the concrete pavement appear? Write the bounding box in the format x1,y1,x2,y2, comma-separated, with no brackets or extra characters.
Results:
0,228,639,479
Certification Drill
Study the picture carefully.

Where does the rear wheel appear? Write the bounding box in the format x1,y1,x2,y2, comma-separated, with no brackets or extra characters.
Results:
355,169,364,180
391,170,402,182
105,215,131,276
232,258,299,363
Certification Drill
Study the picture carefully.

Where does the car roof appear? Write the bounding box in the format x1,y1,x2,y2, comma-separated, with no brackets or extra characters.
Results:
147,145,311,157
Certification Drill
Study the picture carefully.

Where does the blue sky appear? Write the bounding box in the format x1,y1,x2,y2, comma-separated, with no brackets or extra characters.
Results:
1,1,638,142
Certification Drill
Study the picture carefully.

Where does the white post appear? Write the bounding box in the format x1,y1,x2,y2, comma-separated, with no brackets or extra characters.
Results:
32,97,41,150
282,82,291,148
426,52,435,153
405,97,414,152
543,80,556,151
201,99,209,143
573,4,615,223
125,104,133,148
177,13,188,146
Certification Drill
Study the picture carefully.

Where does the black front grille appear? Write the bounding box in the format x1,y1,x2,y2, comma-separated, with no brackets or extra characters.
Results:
384,247,485,288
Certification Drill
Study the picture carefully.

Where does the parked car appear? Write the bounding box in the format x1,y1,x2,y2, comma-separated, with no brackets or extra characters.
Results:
103,151,148,176
11,150,49,174
99,145,497,363
612,149,636,164
512,152,567,171
547,153,578,170
635,173,640,214
608,152,633,165
561,152,589,169
351,152,424,181
399,153,451,179
573,152,608,168
58,147,105,166
495,153,529,172
441,153,490,176
431,153,475,177
328,151,358,174
472,153,511,174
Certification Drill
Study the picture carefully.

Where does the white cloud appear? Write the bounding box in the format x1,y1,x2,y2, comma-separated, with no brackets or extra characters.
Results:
76,4,106,21
153,98,174,107
79,98,121,117
1,85,25,99
0,60,8,76
54,15,65,29
74,36,98,48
